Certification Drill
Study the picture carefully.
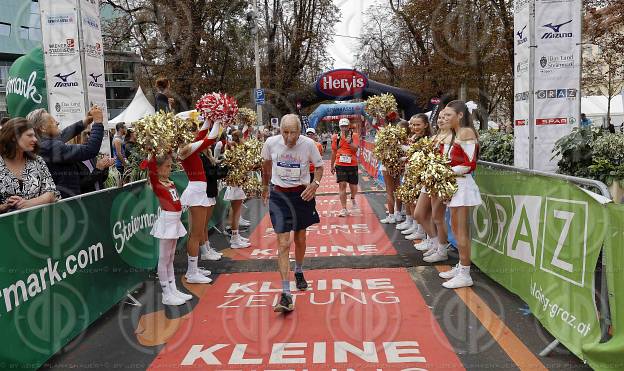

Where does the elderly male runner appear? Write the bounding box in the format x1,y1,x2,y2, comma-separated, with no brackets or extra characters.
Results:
261,114,324,312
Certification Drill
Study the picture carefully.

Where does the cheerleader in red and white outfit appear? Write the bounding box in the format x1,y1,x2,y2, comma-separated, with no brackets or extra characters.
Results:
438,101,482,289
147,154,193,306
178,119,223,284
223,129,250,249
420,115,454,263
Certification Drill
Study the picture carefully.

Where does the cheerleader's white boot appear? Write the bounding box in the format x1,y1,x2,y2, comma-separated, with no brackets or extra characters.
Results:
442,264,473,289
161,284,185,306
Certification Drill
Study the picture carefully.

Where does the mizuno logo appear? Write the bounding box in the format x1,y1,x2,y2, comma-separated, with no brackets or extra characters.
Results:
89,73,102,82
54,71,78,88
543,20,572,33
517,25,527,39
54,71,76,82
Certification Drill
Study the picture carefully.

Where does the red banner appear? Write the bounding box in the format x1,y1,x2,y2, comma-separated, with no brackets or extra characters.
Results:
359,140,379,180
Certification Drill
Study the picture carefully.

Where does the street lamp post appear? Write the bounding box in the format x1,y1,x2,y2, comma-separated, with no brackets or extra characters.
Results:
248,1,263,130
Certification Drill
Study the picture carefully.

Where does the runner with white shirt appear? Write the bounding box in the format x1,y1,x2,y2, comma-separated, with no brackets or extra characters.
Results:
261,114,324,313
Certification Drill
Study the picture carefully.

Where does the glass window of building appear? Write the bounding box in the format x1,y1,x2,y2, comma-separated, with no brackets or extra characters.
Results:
0,23,10,37
29,27,41,41
19,26,29,39
31,0,40,14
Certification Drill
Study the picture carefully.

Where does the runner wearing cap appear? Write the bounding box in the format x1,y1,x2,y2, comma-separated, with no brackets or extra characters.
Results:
306,127,324,183
261,114,324,313
331,118,360,217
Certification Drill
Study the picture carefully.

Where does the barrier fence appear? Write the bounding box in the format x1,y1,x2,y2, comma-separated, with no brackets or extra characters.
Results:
2,154,624,369
359,140,624,370
0,171,227,370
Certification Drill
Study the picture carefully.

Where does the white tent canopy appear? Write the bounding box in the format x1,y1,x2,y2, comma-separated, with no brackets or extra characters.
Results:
108,87,155,128
581,95,624,115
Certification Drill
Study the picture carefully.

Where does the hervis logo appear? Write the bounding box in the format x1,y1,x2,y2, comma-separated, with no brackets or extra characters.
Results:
541,20,573,39
109,186,161,269
315,69,368,100
53,71,78,88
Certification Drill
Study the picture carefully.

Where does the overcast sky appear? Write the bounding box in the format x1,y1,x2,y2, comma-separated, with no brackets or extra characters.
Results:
327,0,380,69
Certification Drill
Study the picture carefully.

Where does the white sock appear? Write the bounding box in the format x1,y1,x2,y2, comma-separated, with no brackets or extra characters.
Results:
405,216,413,223
167,245,176,282
187,255,198,275
459,263,471,274
394,211,400,218
431,236,439,246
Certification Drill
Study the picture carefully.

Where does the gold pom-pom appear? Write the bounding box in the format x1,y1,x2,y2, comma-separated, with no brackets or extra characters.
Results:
373,124,408,178
134,112,195,157
365,93,398,119
222,138,264,197
396,138,458,203
237,108,257,126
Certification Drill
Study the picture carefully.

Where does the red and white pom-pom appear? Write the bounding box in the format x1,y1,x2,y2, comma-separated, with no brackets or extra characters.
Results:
195,92,239,124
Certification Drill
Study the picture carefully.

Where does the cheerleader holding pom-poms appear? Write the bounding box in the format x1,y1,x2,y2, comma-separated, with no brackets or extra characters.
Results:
145,154,193,306
437,100,482,289
179,93,237,284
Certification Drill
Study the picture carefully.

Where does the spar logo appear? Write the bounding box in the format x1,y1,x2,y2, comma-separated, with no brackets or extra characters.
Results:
536,117,568,125
88,73,104,88
516,25,528,45
316,69,368,99
5,71,43,104
47,15,75,25
53,71,79,88
541,20,573,39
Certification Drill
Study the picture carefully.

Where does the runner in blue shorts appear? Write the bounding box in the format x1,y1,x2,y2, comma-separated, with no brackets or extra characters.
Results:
261,114,324,313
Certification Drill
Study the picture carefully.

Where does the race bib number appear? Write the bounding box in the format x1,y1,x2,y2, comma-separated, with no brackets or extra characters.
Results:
339,155,352,163
277,161,301,181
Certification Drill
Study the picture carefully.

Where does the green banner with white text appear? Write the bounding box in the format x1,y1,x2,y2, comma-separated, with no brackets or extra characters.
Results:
472,166,606,364
0,181,160,370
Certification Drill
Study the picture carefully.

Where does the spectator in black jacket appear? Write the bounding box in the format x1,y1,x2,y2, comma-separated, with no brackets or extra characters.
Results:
77,129,115,194
27,106,105,198
155,78,174,113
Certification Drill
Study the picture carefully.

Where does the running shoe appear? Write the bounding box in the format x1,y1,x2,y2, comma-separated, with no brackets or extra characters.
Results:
396,220,411,230
239,217,251,227
423,244,449,263
442,270,473,289
171,288,193,301
185,272,213,284
380,214,396,224
439,264,459,279
350,198,359,209
273,293,294,312
414,239,430,251
231,235,251,249
201,246,222,261
162,292,185,306
295,272,308,290
197,267,212,276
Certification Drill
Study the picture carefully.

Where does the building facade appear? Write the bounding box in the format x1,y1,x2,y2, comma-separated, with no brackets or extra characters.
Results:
0,0,139,119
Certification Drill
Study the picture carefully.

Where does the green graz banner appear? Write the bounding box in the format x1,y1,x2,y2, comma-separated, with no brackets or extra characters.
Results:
0,181,160,370
471,166,606,362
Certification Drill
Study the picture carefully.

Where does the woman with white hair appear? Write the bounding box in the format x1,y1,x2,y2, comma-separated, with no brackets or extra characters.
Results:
26,106,105,198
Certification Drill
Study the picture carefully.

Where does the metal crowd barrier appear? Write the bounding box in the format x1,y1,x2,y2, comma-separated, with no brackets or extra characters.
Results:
479,160,613,357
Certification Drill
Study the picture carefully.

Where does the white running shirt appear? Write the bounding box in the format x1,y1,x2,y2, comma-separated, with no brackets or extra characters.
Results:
261,135,324,187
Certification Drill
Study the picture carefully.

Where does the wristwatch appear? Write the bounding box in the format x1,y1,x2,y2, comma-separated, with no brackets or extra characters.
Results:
313,180,320,187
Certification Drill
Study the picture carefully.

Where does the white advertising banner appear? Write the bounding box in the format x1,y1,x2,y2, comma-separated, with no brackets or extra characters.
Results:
79,0,110,154
513,0,581,171
513,0,532,169
533,0,581,171
39,0,87,127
